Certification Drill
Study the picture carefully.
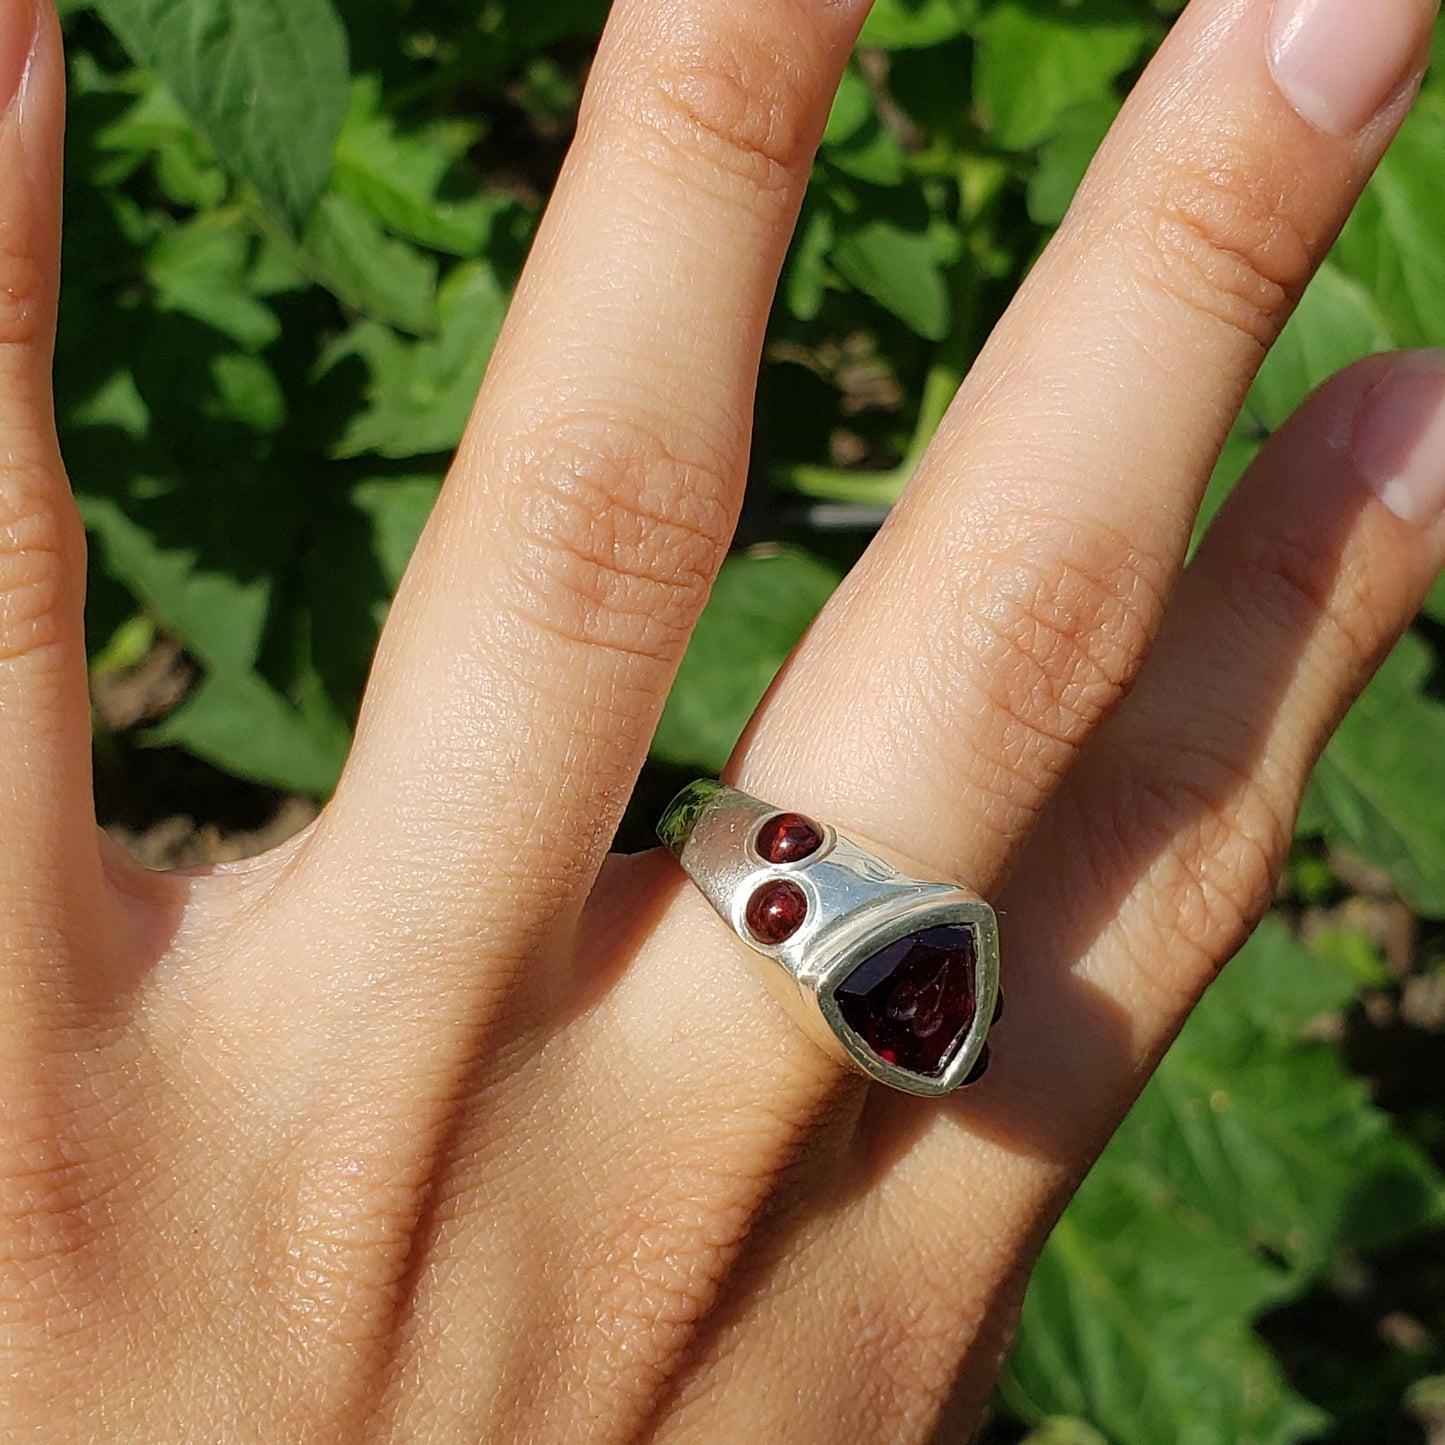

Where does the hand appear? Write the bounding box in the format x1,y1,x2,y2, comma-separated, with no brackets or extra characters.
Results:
2,0,1442,1437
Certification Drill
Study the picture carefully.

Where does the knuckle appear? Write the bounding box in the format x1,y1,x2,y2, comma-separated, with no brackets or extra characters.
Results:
494,416,732,667
0,465,81,669
277,1149,426,1353
623,22,815,204
581,1112,819,1378
952,522,1165,756
1118,742,1292,994
0,1070,130,1321
579,1193,751,1407
863,1245,971,1406
1173,780,1284,954
1233,523,1388,678
1131,150,1314,349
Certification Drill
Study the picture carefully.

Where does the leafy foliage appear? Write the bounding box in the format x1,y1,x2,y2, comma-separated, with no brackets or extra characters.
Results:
92,0,350,227
61,0,1445,1439
1003,921,1443,1445
652,549,842,776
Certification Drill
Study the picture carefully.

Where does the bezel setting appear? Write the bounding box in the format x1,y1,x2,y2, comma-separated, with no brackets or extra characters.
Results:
658,781,1001,1098
812,900,998,1097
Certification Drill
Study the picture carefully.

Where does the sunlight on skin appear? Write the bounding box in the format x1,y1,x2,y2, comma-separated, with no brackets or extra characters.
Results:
0,0,1440,1438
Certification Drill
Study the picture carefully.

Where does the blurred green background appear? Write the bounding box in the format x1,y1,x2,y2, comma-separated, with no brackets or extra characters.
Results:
62,0,1445,1438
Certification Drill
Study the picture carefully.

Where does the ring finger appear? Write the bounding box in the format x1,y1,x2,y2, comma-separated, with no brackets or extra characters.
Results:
618,0,1437,1143
608,0,1436,1415
649,352,1445,1441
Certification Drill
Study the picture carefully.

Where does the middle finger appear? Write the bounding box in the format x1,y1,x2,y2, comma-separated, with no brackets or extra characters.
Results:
262,0,870,1028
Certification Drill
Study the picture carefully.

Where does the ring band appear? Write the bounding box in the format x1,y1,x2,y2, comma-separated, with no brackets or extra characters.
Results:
657,780,1001,1098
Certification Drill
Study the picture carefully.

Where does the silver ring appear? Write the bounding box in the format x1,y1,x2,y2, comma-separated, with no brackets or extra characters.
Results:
657,780,1001,1098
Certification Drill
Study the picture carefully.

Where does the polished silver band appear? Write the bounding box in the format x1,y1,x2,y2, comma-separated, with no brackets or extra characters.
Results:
657,780,1000,1098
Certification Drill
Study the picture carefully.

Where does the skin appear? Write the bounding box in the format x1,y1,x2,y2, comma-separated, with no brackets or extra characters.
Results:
1,0,1443,1438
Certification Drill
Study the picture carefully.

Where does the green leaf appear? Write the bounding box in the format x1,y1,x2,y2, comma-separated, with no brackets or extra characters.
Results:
972,1,1147,152
350,476,441,592
148,668,350,794
207,352,286,433
331,75,500,257
1247,261,1394,433
1334,94,1445,349
1005,1175,1321,1445
1004,920,1445,1444
279,475,440,729
1424,567,1445,624
298,193,439,335
860,0,978,50
90,613,156,678
831,212,954,340
93,0,350,228
328,261,509,459
1027,99,1117,227
1196,261,1396,569
78,481,280,675
822,66,908,187
653,548,842,774
1303,631,1445,916
1120,923,1441,1276
1018,1423,1110,1445
69,369,150,443
146,213,281,352
782,203,836,323
1188,422,1261,559
95,81,229,209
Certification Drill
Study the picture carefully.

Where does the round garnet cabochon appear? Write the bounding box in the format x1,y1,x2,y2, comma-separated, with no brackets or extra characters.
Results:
754,812,824,865
745,879,809,945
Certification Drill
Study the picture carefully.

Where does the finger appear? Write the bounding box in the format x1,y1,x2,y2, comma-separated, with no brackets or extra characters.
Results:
233,0,871,1205
1010,350,1445,1056
731,0,1437,890
574,0,1435,1385
0,2,112,1013
291,0,873,954
634,352,1445,1438
597,0,1439,1363
566,0,1439,1421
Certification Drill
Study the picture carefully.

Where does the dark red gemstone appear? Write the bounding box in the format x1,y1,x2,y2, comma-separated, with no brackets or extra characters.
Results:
834,925,978,1076
745,879,808,944
755,812,824,865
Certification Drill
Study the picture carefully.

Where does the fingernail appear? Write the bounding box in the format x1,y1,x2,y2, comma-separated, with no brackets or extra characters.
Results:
1353,352,1445,525
1268,0,1438,137
1,0,38,118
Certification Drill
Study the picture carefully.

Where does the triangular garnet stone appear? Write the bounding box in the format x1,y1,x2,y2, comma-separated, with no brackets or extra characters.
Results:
834,925,978,1076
